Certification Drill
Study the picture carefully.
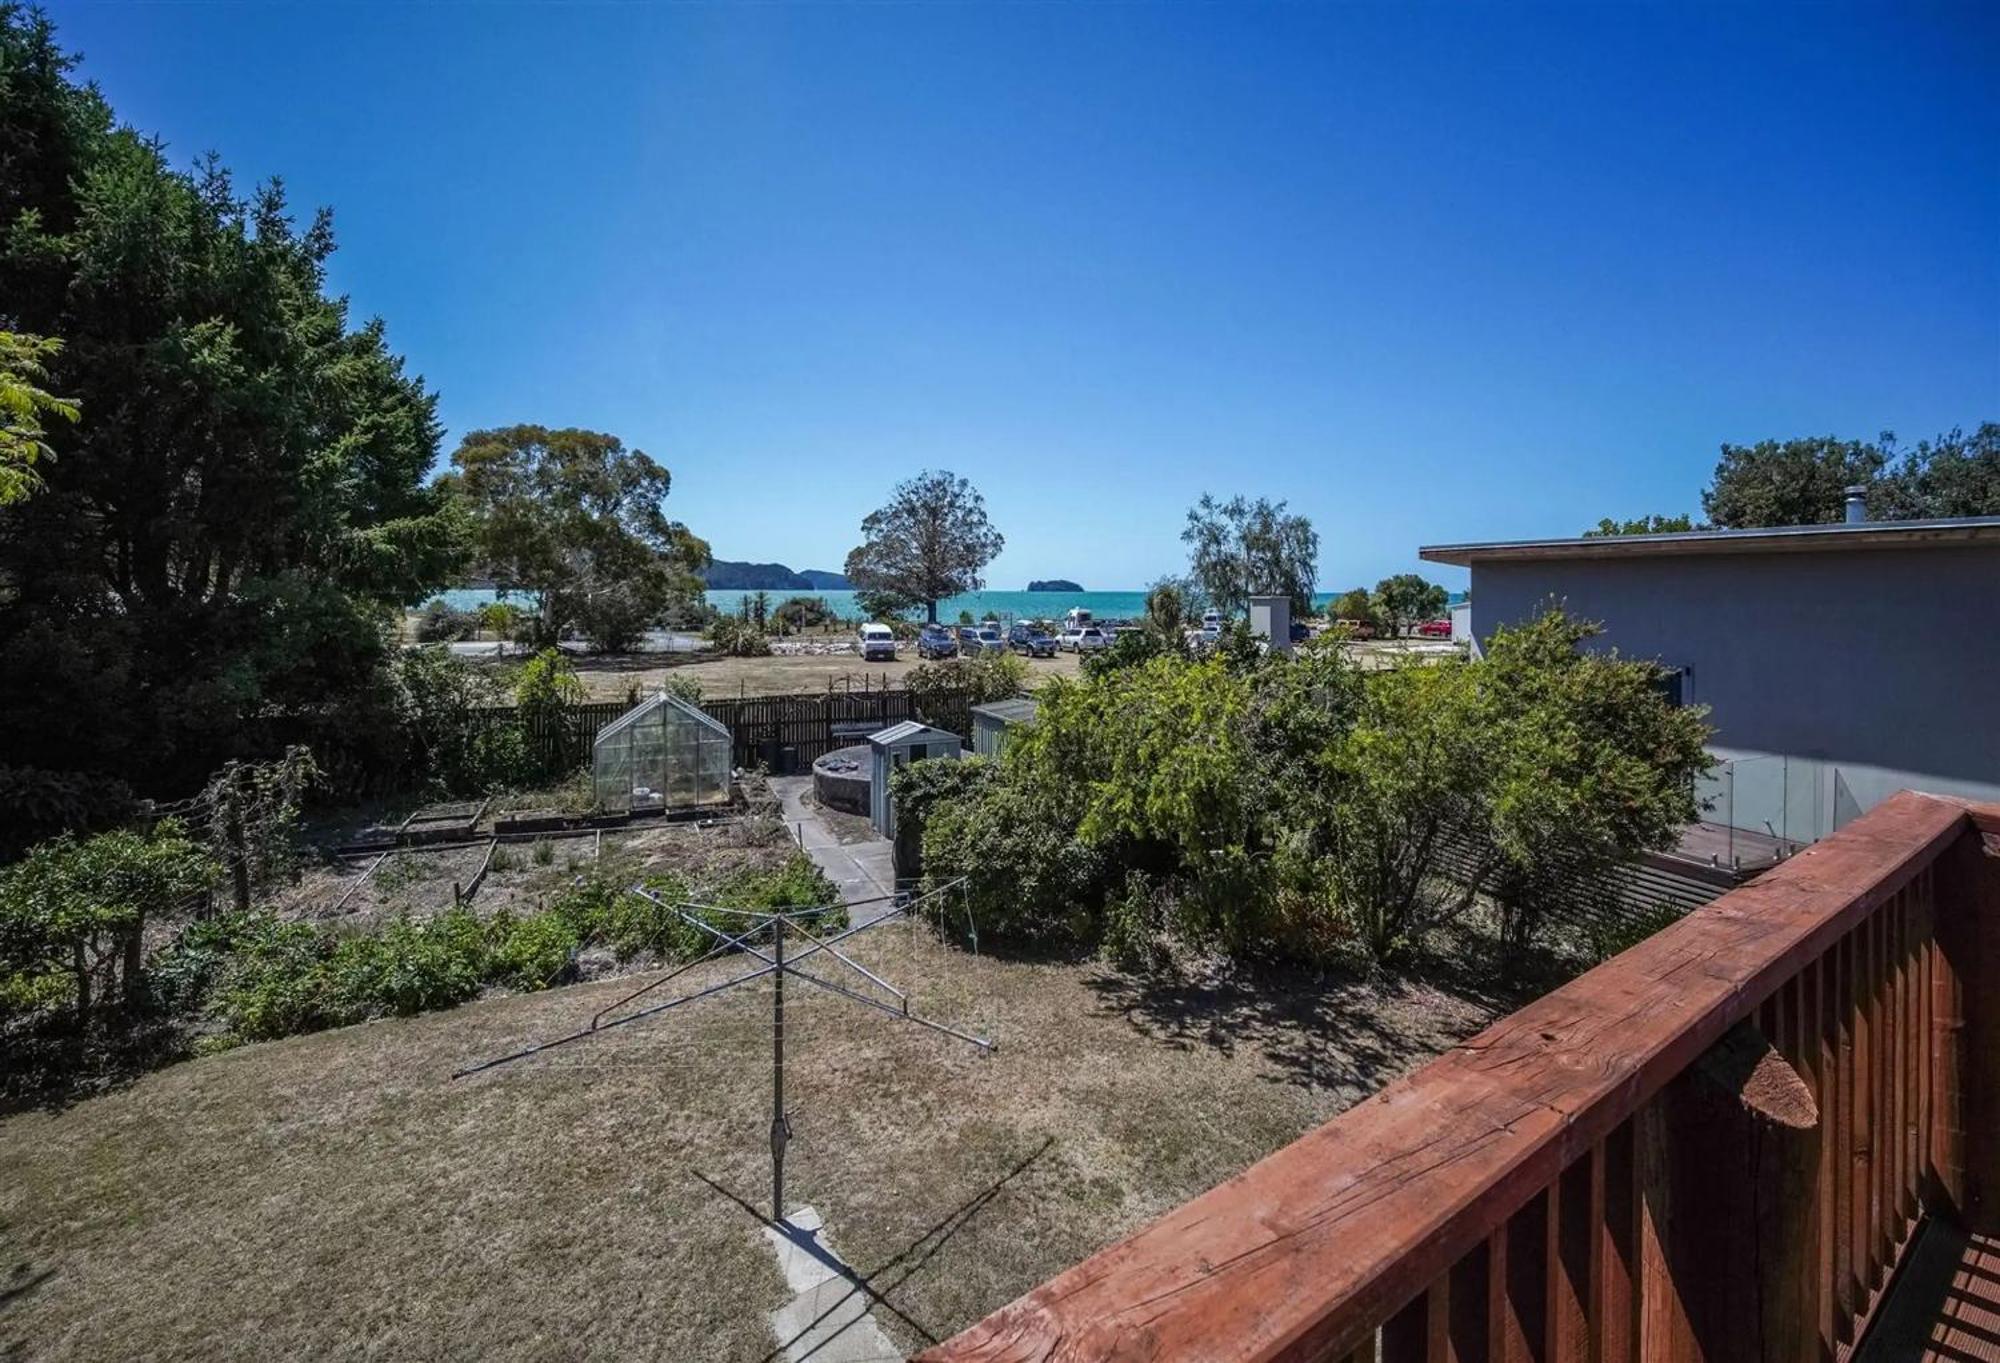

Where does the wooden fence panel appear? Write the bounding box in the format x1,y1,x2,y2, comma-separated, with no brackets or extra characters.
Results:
470,686,977,776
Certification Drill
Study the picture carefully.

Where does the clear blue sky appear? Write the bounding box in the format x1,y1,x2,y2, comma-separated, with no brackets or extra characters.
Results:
53,1,1998,592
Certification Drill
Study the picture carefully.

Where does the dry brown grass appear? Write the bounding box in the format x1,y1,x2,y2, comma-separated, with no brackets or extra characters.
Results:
555,649,1086,702
0,926,1507,1362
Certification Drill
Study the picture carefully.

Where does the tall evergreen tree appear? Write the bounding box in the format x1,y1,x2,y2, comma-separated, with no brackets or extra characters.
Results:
0,5,461,797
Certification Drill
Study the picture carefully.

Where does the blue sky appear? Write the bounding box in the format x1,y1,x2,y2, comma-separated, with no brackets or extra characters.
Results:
53,1,1998,592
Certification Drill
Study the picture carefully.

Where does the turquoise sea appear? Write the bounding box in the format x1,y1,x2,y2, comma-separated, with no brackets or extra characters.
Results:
436,586,1464,624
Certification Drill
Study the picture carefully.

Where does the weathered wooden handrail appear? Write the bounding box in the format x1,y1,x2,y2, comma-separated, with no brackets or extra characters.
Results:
923,790,2000,1362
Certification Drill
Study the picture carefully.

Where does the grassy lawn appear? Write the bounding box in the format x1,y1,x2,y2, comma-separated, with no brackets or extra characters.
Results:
0,925,1513,1361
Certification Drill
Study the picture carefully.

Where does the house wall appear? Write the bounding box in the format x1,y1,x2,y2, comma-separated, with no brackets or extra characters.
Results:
1467,544,2000,821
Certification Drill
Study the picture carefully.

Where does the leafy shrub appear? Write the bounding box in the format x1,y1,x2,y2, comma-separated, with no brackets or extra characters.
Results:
391,647,532,795
488,910,580,989
0,821,219,1020
416,599,478,642
572,580,661,653
921,778,1109,944
906,652,1026,709
0,765,138,862
707,615,772,657
713,855,842,915
475,601,527,640
889,756,997,879
772,596,834,632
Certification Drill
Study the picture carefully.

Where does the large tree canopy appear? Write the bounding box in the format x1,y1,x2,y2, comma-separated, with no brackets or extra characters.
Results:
843,470,1004,623
446,425,709,649
1181,493,1319,617
0,5,461,794
1372,574,1447,636
1700,426,1997,528
1701,436,1886,528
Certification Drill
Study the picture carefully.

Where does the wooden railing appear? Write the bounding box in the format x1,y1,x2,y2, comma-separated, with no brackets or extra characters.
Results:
923,791,2000,1362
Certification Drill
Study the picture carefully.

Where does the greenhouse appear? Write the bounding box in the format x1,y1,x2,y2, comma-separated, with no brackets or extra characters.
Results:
591,692,734,813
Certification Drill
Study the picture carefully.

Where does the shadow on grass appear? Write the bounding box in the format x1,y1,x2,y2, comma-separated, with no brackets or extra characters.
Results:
1081,925,1578,1099
691,1137,1054,1362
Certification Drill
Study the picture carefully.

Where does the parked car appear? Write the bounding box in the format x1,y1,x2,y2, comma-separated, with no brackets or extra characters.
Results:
858,622,898,661
972,626,1006,654
1073,627,1111,653
1334,617,1376,640
1416,618,1452,639
1193,624,1221,652
1009,623,1057,657
1057,627,1084,652
1201,609,1224,631
1290,620,1312,643
917,624,958,659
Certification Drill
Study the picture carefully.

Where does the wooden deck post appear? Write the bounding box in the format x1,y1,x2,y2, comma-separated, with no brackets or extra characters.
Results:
1637,1022,1820,1362
1933,820,2000,1234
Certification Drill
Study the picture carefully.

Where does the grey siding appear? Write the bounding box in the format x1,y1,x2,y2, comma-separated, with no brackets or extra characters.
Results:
1468,544,2000,815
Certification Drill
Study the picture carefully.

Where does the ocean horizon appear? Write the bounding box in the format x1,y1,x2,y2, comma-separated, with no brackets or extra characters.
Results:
435,586,1465,623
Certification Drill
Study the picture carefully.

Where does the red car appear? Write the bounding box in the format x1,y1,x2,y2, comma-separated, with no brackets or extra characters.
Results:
1416,618,1453,638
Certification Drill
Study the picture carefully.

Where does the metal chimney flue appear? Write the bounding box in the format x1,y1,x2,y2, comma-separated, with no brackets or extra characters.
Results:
1843,485,1869,525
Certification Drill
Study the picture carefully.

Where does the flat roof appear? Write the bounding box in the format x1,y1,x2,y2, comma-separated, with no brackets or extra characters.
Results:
1420,516,2000,567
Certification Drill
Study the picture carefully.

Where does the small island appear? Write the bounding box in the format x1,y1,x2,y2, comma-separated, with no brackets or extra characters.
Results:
1026,579,1083,592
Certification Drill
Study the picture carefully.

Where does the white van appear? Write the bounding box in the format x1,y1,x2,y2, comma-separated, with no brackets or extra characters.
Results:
858,622,897,662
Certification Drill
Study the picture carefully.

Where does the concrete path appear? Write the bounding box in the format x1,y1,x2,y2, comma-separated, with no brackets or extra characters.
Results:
761,1206,901,1362
769,776,898,925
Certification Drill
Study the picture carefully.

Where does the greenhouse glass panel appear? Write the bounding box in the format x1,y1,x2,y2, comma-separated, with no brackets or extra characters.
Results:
591,693,733,812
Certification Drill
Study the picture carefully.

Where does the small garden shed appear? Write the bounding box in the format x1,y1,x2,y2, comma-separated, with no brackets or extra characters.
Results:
970,697,1039,758
867,720,963,839
592,692,733,814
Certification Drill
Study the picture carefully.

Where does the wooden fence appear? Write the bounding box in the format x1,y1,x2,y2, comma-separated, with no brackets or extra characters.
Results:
923,790,2000,1362
486,686,977,775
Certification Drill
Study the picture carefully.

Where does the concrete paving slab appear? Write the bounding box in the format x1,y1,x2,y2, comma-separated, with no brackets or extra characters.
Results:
760,1204,901,1363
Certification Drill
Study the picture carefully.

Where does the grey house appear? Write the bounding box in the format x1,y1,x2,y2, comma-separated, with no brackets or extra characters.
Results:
1421,516,2000,850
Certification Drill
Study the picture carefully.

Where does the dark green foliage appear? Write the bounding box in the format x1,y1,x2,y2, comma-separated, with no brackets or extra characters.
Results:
207,855,835,1046
0,820,218,1021
1371,574,1448,636
889,757,998,879
1873,423,2000,520
390,647,532,796
1703,435,1887,528
416,599,479,642
215,908,491,1041
771,595,834,632
0,765,136,862
0,8,464,798
1082,628,1166,677
1582,513,1699,537
907,652,1025,709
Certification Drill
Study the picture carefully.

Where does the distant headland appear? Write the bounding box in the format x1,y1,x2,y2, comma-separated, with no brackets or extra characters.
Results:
700,560,852,591
1026,579,1083,592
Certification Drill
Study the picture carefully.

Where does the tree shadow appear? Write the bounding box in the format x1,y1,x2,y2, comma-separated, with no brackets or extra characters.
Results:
1081,932,1568,1100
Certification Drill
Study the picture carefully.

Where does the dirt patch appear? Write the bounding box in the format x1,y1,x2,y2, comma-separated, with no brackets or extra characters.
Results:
274,805,798,936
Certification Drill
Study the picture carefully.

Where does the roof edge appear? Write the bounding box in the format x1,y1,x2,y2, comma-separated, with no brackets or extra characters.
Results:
1420,517,2000,567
